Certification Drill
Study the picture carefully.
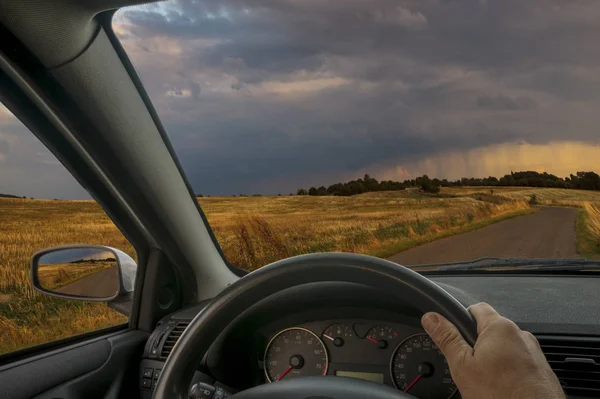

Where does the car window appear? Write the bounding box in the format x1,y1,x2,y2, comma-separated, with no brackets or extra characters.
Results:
114,1,600,274
0,103,135,356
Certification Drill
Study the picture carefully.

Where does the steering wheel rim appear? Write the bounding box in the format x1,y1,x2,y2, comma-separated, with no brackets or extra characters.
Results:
153,253,477,399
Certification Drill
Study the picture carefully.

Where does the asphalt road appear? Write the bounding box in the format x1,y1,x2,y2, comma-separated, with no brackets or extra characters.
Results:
55,267,118,297
388,207,579,266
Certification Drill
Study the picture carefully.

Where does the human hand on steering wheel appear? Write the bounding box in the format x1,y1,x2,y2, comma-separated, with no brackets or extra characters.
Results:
422,303,565,399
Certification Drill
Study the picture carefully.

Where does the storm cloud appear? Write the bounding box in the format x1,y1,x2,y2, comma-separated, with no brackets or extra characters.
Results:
2,0,600,198
109,0,600,195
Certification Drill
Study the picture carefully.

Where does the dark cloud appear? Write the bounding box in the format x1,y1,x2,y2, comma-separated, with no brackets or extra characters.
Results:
0,138,9,157
477,94,537,111
3,1,600,199
189,80,201,100
111,0,600,194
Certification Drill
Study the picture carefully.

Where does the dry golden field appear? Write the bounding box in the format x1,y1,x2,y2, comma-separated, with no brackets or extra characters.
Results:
442,186,600,203
0,199,132,354
1,186,599,354
201,191,532,269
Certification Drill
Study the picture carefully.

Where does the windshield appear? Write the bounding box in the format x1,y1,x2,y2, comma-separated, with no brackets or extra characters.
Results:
113,1,600,271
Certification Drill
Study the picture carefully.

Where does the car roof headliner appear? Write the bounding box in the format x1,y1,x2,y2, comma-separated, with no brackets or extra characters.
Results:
0,0,158,68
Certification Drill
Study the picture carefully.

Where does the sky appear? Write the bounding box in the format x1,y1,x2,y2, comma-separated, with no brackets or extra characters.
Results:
40,248,116,264
2,0,600,198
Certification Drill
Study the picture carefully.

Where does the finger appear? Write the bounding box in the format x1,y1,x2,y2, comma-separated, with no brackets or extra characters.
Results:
522,331,541,349
422,312,473,366
468,303,501,335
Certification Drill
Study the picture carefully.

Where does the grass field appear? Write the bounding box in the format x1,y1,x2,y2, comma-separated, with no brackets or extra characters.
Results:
1,186,599,354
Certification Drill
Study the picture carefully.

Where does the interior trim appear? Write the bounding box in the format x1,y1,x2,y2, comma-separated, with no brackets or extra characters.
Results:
100,12,246,278
0,326,128,370
48,25,239,300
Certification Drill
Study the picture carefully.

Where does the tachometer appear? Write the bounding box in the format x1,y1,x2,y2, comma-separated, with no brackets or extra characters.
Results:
264,327,328,382
390,333,457,398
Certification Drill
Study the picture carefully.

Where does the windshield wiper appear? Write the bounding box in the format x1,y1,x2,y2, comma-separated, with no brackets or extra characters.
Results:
409,257,600,271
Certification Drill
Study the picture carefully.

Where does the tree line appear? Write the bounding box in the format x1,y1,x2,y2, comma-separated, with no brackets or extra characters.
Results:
296,171,600,196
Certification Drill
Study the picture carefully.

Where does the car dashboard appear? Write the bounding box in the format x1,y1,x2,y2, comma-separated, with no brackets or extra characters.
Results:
138,275,600,399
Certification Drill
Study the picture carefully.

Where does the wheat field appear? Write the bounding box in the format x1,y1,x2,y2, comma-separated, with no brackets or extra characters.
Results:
202,192,531,269
3,186,598,354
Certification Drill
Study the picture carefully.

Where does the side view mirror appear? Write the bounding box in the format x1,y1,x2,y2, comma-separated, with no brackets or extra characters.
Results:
31,245,136,302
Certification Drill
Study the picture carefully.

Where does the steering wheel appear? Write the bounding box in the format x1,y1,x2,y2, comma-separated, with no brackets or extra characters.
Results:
153,253,477,399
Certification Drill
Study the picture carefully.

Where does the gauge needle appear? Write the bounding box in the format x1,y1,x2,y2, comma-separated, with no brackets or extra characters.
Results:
404,374,422,393
276,366,293,381
322,334,335,341
366,336,379,343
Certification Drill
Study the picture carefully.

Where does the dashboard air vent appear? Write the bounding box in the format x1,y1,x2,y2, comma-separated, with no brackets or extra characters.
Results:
539,337,600,397
160,321,190,360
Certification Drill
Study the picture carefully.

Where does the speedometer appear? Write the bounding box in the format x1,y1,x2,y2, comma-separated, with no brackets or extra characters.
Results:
390,333,457,398
264,327,328,382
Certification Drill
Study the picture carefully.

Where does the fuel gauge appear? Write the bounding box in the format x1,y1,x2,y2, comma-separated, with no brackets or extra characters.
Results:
322,323,354,347
365,325,399,349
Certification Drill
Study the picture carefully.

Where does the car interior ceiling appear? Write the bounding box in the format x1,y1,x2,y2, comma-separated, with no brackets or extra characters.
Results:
1,1,600,399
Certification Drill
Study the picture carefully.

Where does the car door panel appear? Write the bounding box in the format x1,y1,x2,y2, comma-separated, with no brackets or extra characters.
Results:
0,330,148,399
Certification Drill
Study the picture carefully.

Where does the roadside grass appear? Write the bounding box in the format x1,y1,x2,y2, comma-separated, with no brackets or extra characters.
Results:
576,203,600,259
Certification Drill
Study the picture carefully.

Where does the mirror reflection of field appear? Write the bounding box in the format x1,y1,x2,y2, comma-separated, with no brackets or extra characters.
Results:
1,187,599,354
38,261,116,291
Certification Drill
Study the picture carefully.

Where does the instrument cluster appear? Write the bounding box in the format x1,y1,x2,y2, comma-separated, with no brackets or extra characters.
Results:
261,319,457,399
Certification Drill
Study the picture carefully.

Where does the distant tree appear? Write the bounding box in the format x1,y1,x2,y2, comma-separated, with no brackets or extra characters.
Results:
197,193,204,197
416,175,440,193
291,169,600,198
571,171,600,190
424,184,441,193
499,174,516,186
